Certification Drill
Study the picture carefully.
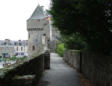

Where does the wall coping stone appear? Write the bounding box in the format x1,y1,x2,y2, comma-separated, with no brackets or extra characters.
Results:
65,50,81,52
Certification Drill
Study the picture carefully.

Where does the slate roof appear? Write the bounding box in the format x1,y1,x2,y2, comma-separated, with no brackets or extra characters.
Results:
0,40,28,46
29,5,46,19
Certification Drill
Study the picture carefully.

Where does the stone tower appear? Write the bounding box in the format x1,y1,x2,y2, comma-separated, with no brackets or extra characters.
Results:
27,5,50,57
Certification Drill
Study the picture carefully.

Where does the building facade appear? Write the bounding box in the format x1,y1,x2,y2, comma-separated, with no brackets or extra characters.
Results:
0,39,28,58
0,46,15,58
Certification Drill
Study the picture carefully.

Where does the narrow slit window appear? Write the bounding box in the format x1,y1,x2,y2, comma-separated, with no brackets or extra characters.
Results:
29,34,30,38
32,45,35,51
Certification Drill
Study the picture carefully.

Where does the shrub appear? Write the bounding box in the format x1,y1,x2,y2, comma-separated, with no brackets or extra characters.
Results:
56,43,65,57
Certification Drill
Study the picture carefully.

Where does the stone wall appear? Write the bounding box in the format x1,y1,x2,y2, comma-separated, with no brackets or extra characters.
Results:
0,52,50,86
63,50,112,86
63,50,81,71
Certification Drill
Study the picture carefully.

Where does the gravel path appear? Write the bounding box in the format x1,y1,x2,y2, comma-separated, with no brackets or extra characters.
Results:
38,53,82,86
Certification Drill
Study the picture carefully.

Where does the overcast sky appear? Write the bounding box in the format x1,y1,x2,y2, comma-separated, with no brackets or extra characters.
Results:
0,0,50,40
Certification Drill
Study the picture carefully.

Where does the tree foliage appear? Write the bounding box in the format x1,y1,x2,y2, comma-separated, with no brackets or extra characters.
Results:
61,33,87,50
50,0,112,54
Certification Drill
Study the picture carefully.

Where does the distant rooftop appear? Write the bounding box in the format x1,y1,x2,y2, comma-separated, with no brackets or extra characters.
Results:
29,5,46,19
0,40,28,46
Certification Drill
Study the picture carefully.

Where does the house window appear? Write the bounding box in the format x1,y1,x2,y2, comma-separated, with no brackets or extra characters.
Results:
21,53,24,55
21,47,23,51
17,47,18,51
32,45,35,51
14,42,17,45
4,42,6,45
16,53,18,56
19,43,22,46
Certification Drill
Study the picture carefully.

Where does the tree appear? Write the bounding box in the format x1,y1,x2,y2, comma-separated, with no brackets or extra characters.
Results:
50,0,112,54
50,0,79,34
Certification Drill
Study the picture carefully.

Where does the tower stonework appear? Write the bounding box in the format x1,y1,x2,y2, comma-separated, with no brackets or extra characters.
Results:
27,5,50,57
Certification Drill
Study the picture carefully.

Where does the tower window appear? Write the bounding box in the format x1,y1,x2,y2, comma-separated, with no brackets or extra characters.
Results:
29,34,30,38
43,34,46,36
32,45,35,51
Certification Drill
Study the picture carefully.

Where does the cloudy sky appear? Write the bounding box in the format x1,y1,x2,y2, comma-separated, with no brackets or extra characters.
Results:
0,0,50,40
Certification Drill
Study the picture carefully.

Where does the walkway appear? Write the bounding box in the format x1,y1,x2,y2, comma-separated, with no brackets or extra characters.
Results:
38,53,82,86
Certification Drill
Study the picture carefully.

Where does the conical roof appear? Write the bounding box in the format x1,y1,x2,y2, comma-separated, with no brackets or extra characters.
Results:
29,5,46,19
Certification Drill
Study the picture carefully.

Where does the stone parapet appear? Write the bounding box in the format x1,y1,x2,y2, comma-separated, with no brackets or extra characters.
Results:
0,52,50,86
63,50,112,86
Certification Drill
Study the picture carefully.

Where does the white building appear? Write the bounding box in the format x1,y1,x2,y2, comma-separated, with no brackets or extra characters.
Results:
27,5,50,57
14,40,28,57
